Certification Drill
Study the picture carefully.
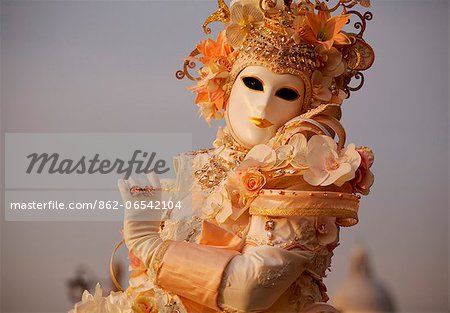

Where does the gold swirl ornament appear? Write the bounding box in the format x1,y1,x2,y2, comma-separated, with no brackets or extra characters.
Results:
202,0,231,34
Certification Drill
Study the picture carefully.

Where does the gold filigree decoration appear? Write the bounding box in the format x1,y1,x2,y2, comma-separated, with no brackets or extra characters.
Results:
202,0,231,35
175,48,200,81
347,10,373,38
304,0,370,13
345,37,374,70
194,154,235,190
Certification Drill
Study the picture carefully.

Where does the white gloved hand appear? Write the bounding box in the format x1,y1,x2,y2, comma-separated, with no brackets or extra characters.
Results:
118,172,163,267
218,245,312,313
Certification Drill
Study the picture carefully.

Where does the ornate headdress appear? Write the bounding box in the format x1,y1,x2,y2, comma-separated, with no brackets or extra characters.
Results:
177,0,375,123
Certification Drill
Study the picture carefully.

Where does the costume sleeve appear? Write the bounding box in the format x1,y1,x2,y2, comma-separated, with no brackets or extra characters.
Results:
217,246,312,312
124,215,245,311
153,240,240,311
121,174,243,311
153,241,312,312
124,211,240,312
122,191,240,312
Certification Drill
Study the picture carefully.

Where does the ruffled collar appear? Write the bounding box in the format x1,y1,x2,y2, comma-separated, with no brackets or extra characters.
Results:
212,126,249,165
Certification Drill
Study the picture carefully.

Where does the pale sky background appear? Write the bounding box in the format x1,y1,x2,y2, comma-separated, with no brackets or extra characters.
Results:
1,0,449,312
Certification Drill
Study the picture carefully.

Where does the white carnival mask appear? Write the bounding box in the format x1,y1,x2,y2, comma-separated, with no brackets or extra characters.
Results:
226,65,305,148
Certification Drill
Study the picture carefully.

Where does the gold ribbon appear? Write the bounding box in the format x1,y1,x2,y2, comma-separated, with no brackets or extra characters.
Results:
109,239,125,292
249,189,359,227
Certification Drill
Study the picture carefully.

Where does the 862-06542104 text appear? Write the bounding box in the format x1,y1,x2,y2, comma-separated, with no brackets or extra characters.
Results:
9,200,182,211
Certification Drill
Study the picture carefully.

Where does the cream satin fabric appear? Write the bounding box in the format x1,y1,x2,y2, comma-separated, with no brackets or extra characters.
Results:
217,246,312,312
157,240,240,311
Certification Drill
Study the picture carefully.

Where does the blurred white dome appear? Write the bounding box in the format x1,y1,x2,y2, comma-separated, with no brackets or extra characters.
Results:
332,245,396,313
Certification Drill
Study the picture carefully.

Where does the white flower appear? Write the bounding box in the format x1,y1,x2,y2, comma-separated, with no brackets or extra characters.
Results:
273,145,295,169
226,1,264,49
108,291,134,313
289,134,309,170
238,144,277,171
204,183,233,224
333,143,361,186
303,135,361,186
240,134,309,172
315,46,346,78
128,269,154,294
69,284,133,313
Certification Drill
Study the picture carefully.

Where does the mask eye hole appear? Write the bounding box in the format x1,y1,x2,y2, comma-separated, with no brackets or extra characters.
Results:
241,76,264,92
275,88,300,101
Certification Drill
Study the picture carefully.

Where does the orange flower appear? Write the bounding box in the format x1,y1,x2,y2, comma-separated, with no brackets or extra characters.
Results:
289,15,309,44
188,67,229,123
239,169,266,195
304,4,351,50
195,31,236,67
132,292,157,313
188,31,238,124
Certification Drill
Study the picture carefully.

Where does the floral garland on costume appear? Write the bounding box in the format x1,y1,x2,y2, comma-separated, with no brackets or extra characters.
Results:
204,131,374,225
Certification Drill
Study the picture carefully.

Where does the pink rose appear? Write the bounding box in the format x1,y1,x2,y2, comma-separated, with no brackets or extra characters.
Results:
351,147,375,195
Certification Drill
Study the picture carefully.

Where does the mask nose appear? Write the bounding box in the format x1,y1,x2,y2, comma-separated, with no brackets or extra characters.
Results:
253,94,272,118
249,93,274,128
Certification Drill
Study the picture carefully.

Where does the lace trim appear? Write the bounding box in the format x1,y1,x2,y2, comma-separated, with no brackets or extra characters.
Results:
257,262,290,288
153,287,188,313
152,240,172,277
246,234,313,251
160,217,203,243
218,303,245,313
245,218,320,251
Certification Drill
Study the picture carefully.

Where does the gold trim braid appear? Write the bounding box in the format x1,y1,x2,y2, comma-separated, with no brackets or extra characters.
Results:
152,240,172,275
249,190,359,227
